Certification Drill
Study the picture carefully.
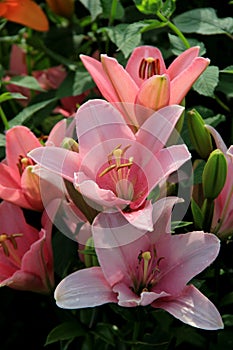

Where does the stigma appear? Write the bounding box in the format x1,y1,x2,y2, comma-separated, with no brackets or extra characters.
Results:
139,57,161,80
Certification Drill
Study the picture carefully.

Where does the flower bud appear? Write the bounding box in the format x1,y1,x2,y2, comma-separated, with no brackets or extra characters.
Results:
187,109,213,159
202,149,227,200
61,137,79,152
83,237,99,268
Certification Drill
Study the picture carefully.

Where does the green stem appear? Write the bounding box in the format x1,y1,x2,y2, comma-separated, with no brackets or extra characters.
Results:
214,94,231,113
0,105,10,130
156,11,190,49
131,321,140,350
201,198,214,232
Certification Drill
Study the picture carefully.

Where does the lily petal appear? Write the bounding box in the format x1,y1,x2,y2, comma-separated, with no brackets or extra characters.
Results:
155,231,220,294
153,285,224,330
76,99,135,159
28,147,80,182
135,74,170,111
136,105,185,154
125,46,167,87
167,46,200,80
170,57,210,104
55,267,117,309
6,126,41,171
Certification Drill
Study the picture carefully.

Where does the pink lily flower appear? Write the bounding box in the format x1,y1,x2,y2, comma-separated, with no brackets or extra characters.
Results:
80,46,210,128
54,197,223,330
0,120,72,211
0,201,54,294
205,126,233,239
29,100,191,230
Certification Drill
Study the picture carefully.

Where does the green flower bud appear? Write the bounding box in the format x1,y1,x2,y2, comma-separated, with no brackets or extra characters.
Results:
187,109,213,159
202,149,227,200
83,237,99,268
61,137,79,152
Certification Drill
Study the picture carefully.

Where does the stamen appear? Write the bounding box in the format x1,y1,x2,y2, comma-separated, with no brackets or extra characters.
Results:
17,155,34,175
139,57,161,79
0,233,23,257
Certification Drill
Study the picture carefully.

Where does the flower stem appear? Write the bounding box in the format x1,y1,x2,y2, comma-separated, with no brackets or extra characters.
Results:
156,11,190,49
0,105,10,130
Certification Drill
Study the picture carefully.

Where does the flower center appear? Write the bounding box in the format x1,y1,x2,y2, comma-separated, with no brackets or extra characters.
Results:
0,233,23,266
17,154,34,176
139,57,161,80
131,246,164,295
98,145,135,201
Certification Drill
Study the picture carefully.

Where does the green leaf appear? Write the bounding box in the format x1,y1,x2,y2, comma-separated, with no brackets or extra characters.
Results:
168,34,206,56
8,98,57,127
174,8,233,35
160,0,176,18
191,198,204,229
220,65,233,74
193,160,205,184
101,0,124,20
134,0,162,14
204,114,226,128
0,92,28,103
73,69,95,95
105,22,147,58
79,0,102,21
220,292,233,307
222,314,233,327
192,66,219,97
4,76,46,92
171,221,192,231
45,322,85,345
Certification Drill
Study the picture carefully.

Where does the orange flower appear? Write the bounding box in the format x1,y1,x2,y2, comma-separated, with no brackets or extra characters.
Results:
0,0,49,31
46,0,74,19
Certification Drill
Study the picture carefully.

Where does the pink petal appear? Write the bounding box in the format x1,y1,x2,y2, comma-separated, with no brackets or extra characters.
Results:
152,145,191,192
0,165,32,208
6,126,41,170
122,200,154,231
136,105,184,154
28,147,80,182
170,57,210,104
167,46,200,80
114,282,169,307
101,55,139,103
81,54,138,104
155,231,220,295
9,44,28,75
74,172,129,210
153,285,223,330
135,74,170,111
205,125,228,153
54,267,117,309
76,99,135,159
125,46,167,86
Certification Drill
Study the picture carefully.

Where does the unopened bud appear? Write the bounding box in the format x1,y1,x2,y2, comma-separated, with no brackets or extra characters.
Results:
61,137,79,152
187,109,213,159
202,149,227,200
83,237,99,268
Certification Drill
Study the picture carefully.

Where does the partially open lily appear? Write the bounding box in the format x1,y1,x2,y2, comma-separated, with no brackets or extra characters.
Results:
0,201,54,294
0,120,72,211
80,46,210,128
0,0,49,31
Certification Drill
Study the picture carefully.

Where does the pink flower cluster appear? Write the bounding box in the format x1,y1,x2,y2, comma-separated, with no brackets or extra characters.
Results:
0,45,224,329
